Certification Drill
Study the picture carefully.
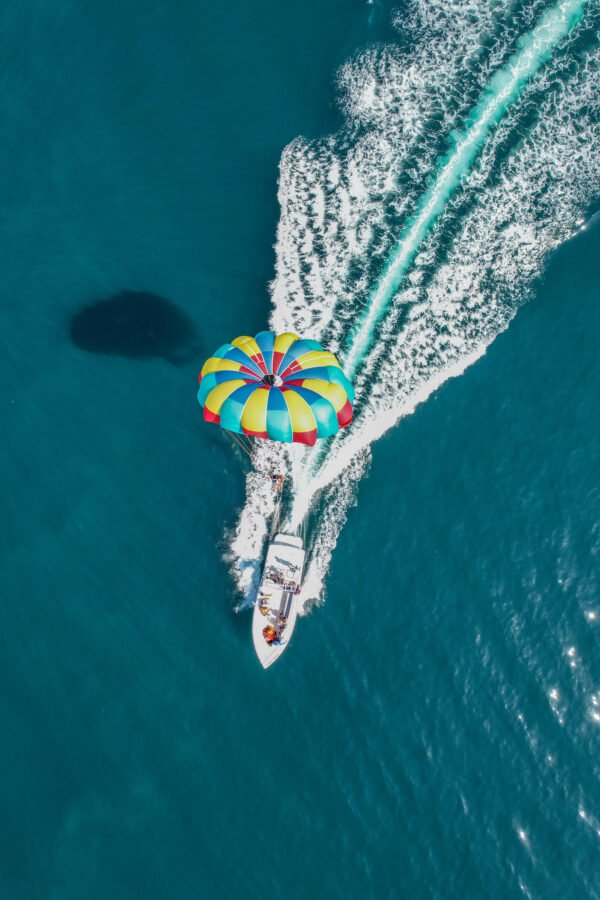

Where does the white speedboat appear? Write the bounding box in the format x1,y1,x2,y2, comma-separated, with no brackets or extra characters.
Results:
252,533,305,669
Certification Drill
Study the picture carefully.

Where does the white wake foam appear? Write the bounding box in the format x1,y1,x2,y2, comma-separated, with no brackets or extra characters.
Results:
229,0,600,610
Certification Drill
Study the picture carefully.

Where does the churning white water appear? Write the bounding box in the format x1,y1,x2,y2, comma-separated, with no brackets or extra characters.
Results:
229,0,600,609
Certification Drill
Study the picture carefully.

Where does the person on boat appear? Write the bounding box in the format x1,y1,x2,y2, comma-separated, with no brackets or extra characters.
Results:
263,624,276,644
277,613,287,631
270,471,284,490
259,595,270,615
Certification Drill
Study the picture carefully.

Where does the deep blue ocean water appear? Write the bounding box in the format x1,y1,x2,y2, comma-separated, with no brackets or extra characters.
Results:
1,2,599,898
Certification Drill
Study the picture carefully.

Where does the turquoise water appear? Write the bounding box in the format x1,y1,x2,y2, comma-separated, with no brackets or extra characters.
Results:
2,2,599,898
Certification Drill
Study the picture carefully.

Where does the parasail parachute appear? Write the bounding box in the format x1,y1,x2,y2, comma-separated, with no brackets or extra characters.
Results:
197,331,354,448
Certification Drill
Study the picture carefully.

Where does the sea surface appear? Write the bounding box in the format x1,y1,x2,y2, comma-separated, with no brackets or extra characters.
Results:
1,1,599,898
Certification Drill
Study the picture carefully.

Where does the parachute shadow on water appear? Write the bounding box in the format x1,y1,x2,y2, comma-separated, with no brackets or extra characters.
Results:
69,290,201,364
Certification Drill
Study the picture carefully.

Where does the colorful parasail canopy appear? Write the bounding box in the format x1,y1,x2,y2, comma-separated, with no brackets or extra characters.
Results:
197,331,354,446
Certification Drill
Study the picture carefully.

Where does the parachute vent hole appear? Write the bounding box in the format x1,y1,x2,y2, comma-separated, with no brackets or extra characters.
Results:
262,373,282,387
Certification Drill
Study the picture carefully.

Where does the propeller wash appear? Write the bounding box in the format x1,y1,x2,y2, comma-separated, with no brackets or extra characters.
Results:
228,0,600,610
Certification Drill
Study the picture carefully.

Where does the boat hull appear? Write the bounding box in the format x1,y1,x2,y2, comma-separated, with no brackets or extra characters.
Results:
252,533,305,669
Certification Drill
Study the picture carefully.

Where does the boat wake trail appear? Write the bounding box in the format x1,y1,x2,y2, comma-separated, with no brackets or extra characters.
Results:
229,0,600,610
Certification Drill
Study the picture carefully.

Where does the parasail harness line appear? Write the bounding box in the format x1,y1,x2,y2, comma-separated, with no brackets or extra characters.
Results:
225,429,253,459
300,516,307,544
270,483,284,538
